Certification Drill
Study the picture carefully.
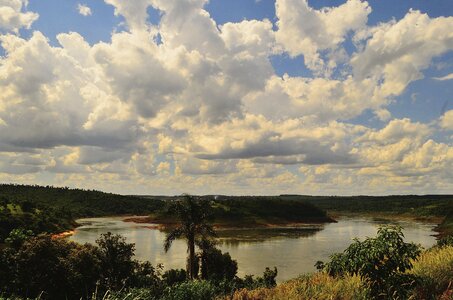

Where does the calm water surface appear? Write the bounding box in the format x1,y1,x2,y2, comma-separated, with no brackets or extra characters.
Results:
70,216,437,282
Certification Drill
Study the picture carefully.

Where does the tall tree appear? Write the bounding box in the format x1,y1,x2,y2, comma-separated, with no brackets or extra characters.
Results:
164,195,216,279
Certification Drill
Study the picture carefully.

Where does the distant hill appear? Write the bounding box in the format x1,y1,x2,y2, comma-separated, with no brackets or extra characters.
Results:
0,184,164,217
278,194,453,218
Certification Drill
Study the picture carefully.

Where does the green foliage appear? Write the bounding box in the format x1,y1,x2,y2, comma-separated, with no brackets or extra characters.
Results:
0,232,163,300
96,232,136,290
198,240,238,281
4,228,34,249
2,234,101,299
238,267,278,290
161,280,217,300
162,269,187,286
0,197,74,242
321,225,421,299
0,184,164,219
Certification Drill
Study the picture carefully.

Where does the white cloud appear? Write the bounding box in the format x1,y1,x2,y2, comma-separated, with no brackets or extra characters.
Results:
0,0,452,195
104,0,153,30
275,0,371,73
0,0,38,33
352,10,453,97
77,4,92,16
433,73,453,81
440,110,453,130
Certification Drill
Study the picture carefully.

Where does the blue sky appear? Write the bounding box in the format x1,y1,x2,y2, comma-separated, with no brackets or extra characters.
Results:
0,0,452,195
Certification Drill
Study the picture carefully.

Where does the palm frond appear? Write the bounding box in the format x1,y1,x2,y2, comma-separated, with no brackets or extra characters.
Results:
198,223,217,238
164,226,184,252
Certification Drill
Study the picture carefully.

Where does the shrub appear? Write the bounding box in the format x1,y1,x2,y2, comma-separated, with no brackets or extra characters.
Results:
321,225,421,299
161,280,216,300
163,269,187,286
4,228,34,249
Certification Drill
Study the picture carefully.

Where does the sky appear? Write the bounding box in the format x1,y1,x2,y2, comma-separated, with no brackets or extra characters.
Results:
0,0,452,196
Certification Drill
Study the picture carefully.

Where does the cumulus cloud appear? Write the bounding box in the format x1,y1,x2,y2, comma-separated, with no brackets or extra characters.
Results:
104,0,153,30
0,0,38,33
77,4,92,16
440,110,453,130
275,0,371,73
0,0,452,195
352,10,453,97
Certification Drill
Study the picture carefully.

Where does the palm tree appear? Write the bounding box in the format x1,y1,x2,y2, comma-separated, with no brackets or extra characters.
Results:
164,195,216,279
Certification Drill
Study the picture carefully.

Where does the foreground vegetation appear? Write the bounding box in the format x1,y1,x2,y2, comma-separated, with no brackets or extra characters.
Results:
1,225,451,299
0,230,277,299
1,184,453,299
231,241,453,300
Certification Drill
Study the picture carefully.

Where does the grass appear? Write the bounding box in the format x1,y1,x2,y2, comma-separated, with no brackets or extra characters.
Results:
228,273,370,300
408,245,453,299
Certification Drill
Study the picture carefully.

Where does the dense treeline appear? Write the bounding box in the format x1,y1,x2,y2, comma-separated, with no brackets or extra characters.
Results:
0,184,164,217
281,194,453,217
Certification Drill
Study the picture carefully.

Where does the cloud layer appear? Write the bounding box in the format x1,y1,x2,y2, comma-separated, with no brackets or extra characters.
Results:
0,0,452,195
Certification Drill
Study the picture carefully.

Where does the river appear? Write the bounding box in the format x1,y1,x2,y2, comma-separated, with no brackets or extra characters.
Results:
69,216,437,282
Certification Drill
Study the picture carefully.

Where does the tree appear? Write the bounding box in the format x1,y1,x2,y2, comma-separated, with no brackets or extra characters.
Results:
197,238,237,281
96,232,136,290
164,195,216,279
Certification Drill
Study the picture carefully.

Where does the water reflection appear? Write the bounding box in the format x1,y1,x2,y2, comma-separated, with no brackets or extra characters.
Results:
216,226,322,246
70,216,437,282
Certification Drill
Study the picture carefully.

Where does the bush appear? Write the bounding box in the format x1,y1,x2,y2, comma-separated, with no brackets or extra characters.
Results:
4,228,34,249
321,225,421,299
163,269,187,286
161,280,216,300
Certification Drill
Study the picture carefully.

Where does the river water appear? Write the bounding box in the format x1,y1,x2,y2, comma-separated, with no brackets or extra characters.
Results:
69,216,437,282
